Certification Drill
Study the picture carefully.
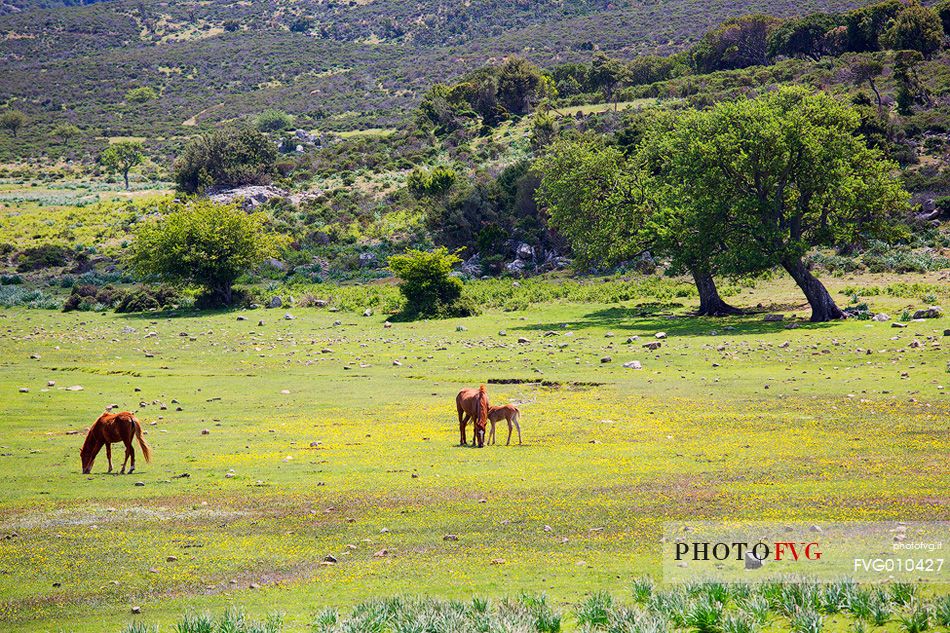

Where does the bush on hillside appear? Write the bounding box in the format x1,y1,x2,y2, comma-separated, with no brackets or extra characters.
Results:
173,127,277,194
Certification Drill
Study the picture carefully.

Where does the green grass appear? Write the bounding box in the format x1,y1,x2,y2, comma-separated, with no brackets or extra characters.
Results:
0,275,947,632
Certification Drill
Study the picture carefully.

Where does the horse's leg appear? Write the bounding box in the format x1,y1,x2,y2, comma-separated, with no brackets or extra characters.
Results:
460,413,471,445
127,437,136,474
506,419,513,446
120,439,130,474
106,443,113,473
513,415,522,445
488,420,494,445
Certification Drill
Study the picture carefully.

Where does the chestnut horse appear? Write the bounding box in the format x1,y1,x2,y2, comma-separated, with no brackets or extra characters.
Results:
80,411,152,474
487,404,522,446
456,385,489,448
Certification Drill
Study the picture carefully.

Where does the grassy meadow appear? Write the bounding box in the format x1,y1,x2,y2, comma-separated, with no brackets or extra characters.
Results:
0,273,947,632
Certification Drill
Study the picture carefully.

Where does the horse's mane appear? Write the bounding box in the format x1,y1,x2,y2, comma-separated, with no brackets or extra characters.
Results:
80,415,104,456
477,384,488,426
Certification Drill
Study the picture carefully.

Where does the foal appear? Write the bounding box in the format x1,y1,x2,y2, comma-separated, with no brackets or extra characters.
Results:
80,411,152,474
487,404,522,446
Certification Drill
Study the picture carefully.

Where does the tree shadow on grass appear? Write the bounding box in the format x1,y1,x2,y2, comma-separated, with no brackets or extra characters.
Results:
513,305,840,338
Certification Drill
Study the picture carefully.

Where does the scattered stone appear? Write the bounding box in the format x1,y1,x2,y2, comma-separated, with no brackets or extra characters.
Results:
872,313,890,322
267,296,282,309
605,331,615,338
323,554,338,564
655,332,667,339
66,385,84,391
363,309,373,317
30,353,40,360
283,313,295,320
491,558,506,565
498,330,507,336
384,322,392,329
892,322,908,328
18,387,28,393
47,380,55,387
373,549,388,557
443,534,459,541
258,320,265,327
131,606,141,614
201,429,210,435
626,336,640,343
745,551,764,570
236,315,247,321
622,361,642,370
763,314,784,322
600,356,612,363
518,337,530,344
643,342,661,351
134,481,145,487
392,360,402,366
380,527,390,534
456,325,466,331
166,556,178,562
280,389,291,395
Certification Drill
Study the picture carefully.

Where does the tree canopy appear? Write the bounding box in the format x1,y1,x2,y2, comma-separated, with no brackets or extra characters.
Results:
651,88,908,321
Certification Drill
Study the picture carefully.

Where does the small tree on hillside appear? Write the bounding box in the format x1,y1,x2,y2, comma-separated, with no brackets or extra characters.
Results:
388,247,476,320
100,141,144,190
50,123,81,145
0,109,27,138
127,200,274,307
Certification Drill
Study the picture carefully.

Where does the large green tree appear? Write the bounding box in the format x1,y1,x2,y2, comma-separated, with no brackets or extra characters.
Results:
535,136,744,316
654,88,908,322
127,200,274,306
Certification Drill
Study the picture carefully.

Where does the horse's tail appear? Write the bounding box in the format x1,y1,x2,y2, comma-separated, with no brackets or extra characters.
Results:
133,417,152,463
478,384,489,425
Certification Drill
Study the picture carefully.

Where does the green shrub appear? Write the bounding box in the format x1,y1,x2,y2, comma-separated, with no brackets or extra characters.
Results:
387,247,477,320
173,127,277,194
16,244,74,272
254,109,295,133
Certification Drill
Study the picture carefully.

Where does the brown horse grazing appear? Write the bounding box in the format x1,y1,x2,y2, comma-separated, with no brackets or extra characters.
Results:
456,385,489,448
80,411,152,474
487,404,522,446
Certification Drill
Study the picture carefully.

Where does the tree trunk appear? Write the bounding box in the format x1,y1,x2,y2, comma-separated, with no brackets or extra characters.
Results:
123,170,130,190
782,256,845,322
690,269,743,316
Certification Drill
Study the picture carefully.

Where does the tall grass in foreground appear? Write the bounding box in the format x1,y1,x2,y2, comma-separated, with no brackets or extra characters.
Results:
118,580,949,633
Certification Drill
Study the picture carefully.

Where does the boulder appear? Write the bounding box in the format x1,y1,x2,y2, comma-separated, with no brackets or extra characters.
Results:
912,306,943,319
208,185,290,211
267,296,282,309
872,313,890,322
763,314,784,322
623,361,642,370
